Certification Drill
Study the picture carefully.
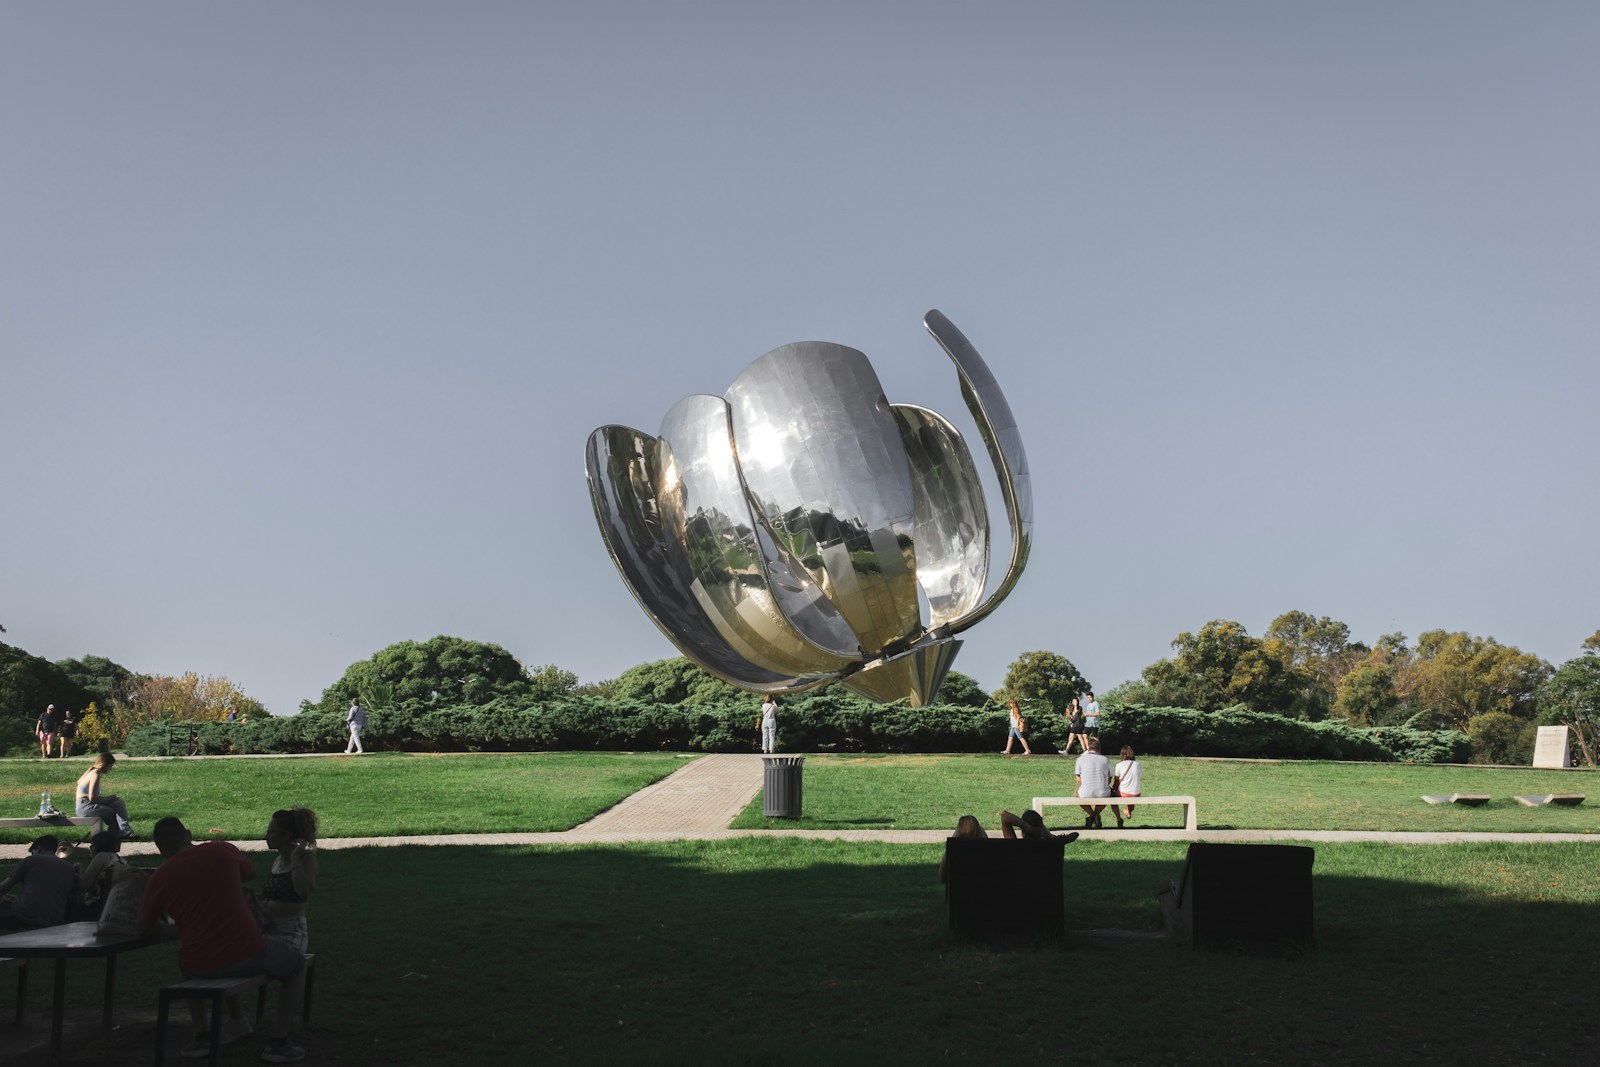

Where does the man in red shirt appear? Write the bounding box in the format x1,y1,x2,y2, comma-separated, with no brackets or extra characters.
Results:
139,817,307,1063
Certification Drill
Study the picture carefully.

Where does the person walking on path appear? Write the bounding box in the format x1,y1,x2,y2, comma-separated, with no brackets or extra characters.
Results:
1083,692,1102,737
1061,697,1088,756
759,696,779,754
36,704,59,759
1074,737,1113,828
57,707,78,758
345,697,367,754
139,817,308,1063
1002,699,1033,755
1111,745,1143,828
76,752,138,839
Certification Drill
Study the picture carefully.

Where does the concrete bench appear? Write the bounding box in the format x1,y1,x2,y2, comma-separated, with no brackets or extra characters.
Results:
0,815,104,837
1421,794,1492,807
155,953,315,1065
1514,794,1586,807
1033,794,1199,832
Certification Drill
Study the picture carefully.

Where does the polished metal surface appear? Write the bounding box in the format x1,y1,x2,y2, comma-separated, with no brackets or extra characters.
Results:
586,309,1032,706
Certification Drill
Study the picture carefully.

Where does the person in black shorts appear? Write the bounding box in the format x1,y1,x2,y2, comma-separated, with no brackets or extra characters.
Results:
57,707,78,758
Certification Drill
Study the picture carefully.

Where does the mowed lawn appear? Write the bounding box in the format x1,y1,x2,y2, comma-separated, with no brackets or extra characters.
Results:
730,753,1600,833
0,751,695,844
7,838,1599,1064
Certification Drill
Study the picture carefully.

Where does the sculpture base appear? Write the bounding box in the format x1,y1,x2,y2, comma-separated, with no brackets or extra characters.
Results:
842,638,963,708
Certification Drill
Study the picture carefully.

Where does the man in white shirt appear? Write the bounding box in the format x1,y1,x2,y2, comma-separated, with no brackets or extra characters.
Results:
1073,738,1113,829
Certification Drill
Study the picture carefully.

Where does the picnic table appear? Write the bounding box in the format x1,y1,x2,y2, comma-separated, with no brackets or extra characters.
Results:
0,920,172,1059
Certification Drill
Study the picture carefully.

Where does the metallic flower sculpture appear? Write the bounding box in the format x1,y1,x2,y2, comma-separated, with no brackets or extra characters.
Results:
585,310,1031,707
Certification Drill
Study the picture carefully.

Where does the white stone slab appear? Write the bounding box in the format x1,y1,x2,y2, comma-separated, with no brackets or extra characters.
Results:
1533,725,1573,768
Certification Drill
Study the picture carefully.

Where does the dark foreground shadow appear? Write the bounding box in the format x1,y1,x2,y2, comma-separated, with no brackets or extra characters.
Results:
6,840,1598,1065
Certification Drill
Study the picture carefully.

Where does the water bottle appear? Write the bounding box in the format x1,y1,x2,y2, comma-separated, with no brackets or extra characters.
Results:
39,789,51,816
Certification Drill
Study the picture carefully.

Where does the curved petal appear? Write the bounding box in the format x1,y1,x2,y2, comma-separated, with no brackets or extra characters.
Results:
891,404,988,629
657,395,860,677
922,310,1032,633
725,342,923,657
585,425,828,693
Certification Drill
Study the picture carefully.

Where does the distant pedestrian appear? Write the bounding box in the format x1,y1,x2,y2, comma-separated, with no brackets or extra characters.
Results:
1002,699,1033,755
1083,692,1102,736
36,704,59,759
345,698,367,754
759,696,779,753
57,707,78,758
1061,697,1088,756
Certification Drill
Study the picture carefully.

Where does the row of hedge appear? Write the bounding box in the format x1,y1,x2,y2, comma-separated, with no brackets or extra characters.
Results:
124,697,1472,763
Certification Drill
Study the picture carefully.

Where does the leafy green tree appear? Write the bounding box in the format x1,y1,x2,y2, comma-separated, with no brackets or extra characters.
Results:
998,651,1090,715
1138,620,1306,715
1540,654,1600,767
308,636,535,715
1465,711,1535,765
934,670,994,708
1,642,94,752
1394,630,1551,732
1332,662,1401,725
1584,630,1600,656
1264,611,1367,717
611,657,746,705
526,664,580,702
55,654,139,710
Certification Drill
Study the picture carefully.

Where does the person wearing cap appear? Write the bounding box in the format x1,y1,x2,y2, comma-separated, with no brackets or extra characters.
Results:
36,703,60,759
0,835,76,929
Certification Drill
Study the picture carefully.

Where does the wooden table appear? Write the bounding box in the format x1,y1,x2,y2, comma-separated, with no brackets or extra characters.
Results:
0,921,172,1059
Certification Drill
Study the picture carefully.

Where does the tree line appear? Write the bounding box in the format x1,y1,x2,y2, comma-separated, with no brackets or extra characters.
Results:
6,614,1597,765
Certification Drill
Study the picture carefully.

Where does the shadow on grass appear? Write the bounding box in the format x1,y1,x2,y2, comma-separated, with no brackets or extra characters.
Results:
8,840,1600,1065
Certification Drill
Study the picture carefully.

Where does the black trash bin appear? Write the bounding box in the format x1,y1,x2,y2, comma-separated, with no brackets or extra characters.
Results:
762,756,804,818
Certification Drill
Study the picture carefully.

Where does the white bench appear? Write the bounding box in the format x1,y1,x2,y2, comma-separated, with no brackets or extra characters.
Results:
1514,794,1586,807
0,816,104,837
1032,795,1198,832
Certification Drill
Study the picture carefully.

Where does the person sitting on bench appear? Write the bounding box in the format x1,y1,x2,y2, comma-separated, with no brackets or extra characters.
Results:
0,834,75,929
938,814,988,883
139,817,308,1063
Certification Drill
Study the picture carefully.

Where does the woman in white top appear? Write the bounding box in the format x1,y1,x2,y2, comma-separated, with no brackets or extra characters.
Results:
759,697,779,753
1113,745,1143,828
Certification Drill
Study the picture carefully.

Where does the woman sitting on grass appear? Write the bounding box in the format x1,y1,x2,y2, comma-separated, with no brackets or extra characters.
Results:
260,807,319,954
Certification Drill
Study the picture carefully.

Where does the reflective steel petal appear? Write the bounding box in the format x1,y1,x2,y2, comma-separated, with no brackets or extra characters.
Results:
724,342,922,656
656,394,859,678
585,425,824,693
922,310,1033,633
892,403,988,629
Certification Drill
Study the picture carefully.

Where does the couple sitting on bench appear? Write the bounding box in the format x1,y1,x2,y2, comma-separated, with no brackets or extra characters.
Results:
140,814,314,1063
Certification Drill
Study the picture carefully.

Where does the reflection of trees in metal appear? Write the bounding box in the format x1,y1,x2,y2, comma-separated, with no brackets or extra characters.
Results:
585,310,1032,707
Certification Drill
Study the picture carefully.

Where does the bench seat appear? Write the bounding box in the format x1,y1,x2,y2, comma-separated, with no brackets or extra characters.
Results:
1032,794,1199,832
155,954,315,1065
0,816,104,836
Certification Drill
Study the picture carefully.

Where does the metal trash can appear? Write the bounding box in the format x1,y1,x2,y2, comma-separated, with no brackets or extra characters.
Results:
762,756,804,818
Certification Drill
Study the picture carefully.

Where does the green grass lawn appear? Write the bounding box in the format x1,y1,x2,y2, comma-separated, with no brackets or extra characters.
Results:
0,752,695,844
12,838,1599,1064
730,753,1600,833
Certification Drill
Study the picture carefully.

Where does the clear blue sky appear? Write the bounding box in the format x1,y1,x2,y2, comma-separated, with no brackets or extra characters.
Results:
5,3,1597,714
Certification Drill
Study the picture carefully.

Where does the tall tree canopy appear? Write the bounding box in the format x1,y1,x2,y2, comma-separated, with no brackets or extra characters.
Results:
1393,630,1551,731
1138,620,1304,715
999,651,1090,715
307,636,537,715
611,657,745,705
1540,641,1600,767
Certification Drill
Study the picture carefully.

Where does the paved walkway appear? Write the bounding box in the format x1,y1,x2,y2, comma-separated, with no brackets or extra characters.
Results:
4,754,1595,859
